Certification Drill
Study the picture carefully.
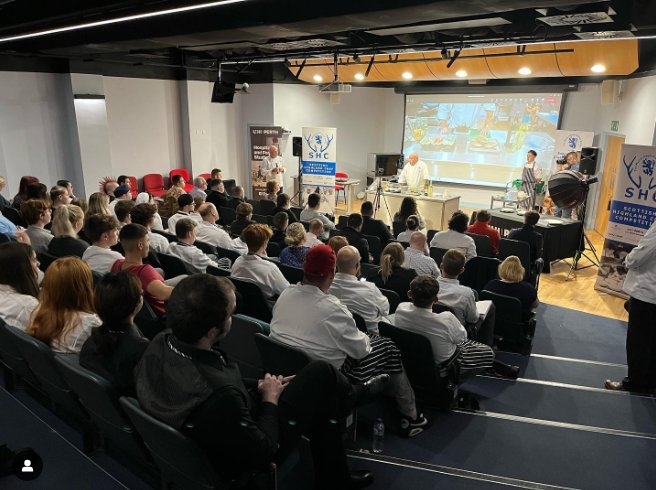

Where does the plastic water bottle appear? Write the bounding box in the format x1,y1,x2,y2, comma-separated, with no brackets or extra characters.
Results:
372,418,384,453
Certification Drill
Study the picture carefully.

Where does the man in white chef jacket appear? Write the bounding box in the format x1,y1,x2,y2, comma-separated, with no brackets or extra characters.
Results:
261,145,286,192
398,152,429,191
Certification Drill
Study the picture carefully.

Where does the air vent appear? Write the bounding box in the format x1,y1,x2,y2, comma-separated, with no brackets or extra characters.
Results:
266,39,344,51
319,82,352,94
575,30,634,40
538,12,613,26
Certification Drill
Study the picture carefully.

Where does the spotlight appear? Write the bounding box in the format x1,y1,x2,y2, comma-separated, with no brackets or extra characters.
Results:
455,69,467,78
401,72,413,80
518,67,532,75
313,74,323,82
354,73,365,81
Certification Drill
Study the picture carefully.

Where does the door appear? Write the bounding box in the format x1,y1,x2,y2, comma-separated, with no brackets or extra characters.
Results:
594,135,625,236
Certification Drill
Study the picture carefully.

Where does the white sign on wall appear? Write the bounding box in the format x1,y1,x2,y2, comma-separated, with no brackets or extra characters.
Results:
552,130,595,172
301,127,336,213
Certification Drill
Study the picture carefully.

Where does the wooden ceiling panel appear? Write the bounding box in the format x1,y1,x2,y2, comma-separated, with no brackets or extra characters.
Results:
556,40,638,76
483,43,561,78
371,53,434,82
423,48,493,80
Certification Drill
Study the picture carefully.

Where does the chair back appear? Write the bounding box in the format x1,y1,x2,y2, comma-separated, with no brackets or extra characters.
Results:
169,169,192,192
219,315,265,379
499,238,531,280
458,256,501,293
152,228,177,243
363,234,383,264
429,247,448,267
156,252,189,278
427,229,438,244
465,232,494,258
194,240,218,255
392,220,406,237
379,288,400,314
247,199,261,214
351,312,368,334
199,173,211,181
216,246,241,263
266,241,280,258
290,207,303,220
335,172,348,179
219,206,236,226
398,241,409,249
37,251,59,272
206,265,230,277
276,262,303,284
259,200,276,216
120,397,221,490
433,302,457,315
222,179,237,195
360,263,380,279
0,320,42,389
228,277,272,323
337,215,349,229
143,174,166,197
3,206,27,227
252,213,268,225
479,290,530,350
254,333,311,376
133,300,163,339
299,221,310,231
127,176,139,199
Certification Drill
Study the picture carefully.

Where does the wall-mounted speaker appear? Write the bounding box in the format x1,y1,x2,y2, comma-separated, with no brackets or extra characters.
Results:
579,147,600,175
292,137,302,157
211,81,235,103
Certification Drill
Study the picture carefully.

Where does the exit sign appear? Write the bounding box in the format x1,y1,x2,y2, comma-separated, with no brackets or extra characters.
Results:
611,120,620,131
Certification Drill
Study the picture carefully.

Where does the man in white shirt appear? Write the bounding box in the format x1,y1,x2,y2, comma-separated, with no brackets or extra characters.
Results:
189,176,208,200
108,185,132,216
261,145,285,190
271,244,428,437
130,203,169,254
429,211,476,261
305,219,324,248
195,203,236,250
167,194,196,234
398,152,429,191
392,275,494,376
82,214,124,275
328,246,390,335
300,193,335,238
168,218,222,274
403,232,440,278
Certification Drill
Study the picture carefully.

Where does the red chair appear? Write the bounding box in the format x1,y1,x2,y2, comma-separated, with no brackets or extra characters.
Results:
143,174,166,198
335,172,348,203
169,168,194,192
127,176,138,199
199,173,211,181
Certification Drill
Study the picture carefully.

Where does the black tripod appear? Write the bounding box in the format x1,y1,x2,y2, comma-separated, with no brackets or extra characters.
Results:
290,153,304,207
372,176,393,221
566,192,600,280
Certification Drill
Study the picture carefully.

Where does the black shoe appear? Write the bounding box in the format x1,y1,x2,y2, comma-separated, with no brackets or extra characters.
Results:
355,374,390,405
399,413,429,438
491,360,520,379
348,470,374,489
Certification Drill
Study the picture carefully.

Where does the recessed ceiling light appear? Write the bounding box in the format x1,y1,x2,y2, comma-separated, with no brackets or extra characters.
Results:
313,75,323,82
455,69,468,78
401,72,413,80
518,67,532,75
354,73,365,81
591,64,606,73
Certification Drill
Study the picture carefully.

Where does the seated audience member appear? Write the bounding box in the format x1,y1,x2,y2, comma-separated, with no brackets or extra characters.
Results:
300,193,335,237
210,168,222,180
228,185,246,209
117,175,131,190
189,176,208,200
0,175,10,211
484,256,539,313
70,197,88,214
393,197,425,231
21,199,53,253
392,275,494,376
269,212,289,251
167,194,196,233
430,211,477,261
50,185,71,210
109,185,132,216
80,272,149,397
134,274,373,488
135,192,164,230
159,175,187,219
396,215,423,245
279,222,310,268
114,199,135,228
195,203,235,250
190,196,205,224
508,210,543,264
361,201,393,245
26,182,49,202
306,219,324,248
438,249,494,346
329,246,389,334
205,179,229,210
169,219,222,274
111,224,173,316
0,242,40,330
49,205,89,258
11,176,39,211
266,180,280,201
328,235,349,255
338,213,371,263
467,210,500,255
271,245,428,437
231,224,289,298
271,193,298,223
130,203,169,254
403,232,439,278
82,214,124,274
230,202,255,237
367,242,417,302
27,257,101,353
57,179,75,200
101,179,119,200
88,192,112,217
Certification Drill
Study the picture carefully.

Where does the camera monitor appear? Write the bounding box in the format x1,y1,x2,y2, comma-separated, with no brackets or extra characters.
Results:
375,154,402,177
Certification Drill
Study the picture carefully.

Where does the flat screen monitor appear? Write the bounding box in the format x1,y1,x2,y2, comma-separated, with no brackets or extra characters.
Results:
375,154,402,177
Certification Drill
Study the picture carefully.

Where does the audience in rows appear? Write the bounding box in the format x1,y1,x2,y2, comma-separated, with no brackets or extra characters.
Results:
338,213,371,263
300,193,334,238
367,242,417,302
430,211,477,261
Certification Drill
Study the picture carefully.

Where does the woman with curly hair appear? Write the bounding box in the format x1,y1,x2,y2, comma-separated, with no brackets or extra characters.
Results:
279,222,309,268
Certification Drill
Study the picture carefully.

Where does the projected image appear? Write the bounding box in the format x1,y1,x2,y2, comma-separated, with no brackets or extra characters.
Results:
403,93,563,187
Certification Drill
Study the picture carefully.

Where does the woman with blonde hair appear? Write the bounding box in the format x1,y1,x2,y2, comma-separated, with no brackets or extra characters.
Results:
279,222,309,268
48,204,89,258
27,257,101,353
88,192,112,217
483,255,538,313
366,241,417,301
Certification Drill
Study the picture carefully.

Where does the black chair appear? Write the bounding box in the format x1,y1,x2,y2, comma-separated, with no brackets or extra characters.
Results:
259,200,276,216
266,241,281,258
433,302,457,315
360,263,380,279
290,207,303,219
223,179,237,196
228,277,273,323
300,221,310,231
398,241,410,249
465,232,494,258
246,199,260,214
54,356,153,466
252,213,269,225
498,238,544,288
194,240,218,256
156,252,189,278
219,314,265,380
134,301,163,340
219,206,236,226
254,333,311,377
351,312,368,334
429,247,448,268
276,262,303,284
152,229,178,243
379,288,400,314
216,246,241,263
0,319,42,391
458,256,501,293
328,228,340,238
378,322,460,410
207,264,230,277
392,220,406,237
37,251,59,272
427,229,438,245
363,234,383,265
337,215,349,229
479,290,536,355
2,206,27,227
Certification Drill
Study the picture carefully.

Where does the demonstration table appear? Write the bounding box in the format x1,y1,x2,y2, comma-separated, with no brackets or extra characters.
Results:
365,190,461,231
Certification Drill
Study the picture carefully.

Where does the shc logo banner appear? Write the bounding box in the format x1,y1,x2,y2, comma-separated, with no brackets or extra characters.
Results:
301,127,337,212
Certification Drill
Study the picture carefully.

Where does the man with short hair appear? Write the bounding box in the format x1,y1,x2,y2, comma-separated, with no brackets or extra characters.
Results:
109,185,132,215
338,213,371,263
195,203,235,250
306,219,324,248
114,200,135,228
21,199,52,253
117,175,131,190
508,210,543,264
56,179,75,200
398,152,429,191
168,218,223,274
205,179,229,209
210,168,222,180
134,274,374,489
467,209,500,255
261,144,285,191
329,246,390,335
167,194,196,234
271,245,428,437
82,214,124,274
271,193,298,223
270,211,289,251
130,203,170,254
228,186,245,209
361,201,393,245
190,176,208,200
300,193,335,237
403,232,440,278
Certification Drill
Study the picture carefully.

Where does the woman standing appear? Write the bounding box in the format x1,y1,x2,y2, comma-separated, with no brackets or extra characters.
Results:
521,150,543,210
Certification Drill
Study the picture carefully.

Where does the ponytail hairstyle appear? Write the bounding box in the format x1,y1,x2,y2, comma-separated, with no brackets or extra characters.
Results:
406,215,420,232
52,205,84,237
379,242,405,284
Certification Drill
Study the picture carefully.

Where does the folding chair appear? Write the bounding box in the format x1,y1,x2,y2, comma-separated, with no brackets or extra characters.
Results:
465,232,494,258
480,290,536,355
276,262,303,284
379,288,400,314
219,314,266,379
499,238,543,288
229,277,273,323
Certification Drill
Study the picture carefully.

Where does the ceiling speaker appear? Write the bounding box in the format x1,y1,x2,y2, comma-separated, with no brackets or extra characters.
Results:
211,81,235,103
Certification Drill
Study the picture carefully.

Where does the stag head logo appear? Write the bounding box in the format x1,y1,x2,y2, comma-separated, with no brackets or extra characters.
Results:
305,133,334,156
623,154,656,191
566,134,581,150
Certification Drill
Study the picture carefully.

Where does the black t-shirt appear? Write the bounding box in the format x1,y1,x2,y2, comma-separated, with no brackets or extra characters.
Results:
48,235,89,258
483,279,537,313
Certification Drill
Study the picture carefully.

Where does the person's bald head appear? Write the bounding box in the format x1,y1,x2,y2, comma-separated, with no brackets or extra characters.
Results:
409,231,426,251
336,246,361,276
269,145,279,158
408,153,419,165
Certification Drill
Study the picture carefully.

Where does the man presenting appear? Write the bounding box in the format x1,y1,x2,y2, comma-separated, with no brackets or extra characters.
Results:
398,152,429,191
261,145,285,192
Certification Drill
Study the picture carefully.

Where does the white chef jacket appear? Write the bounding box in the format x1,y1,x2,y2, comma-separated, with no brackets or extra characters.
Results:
328,272,390,335
148,231,170,254
270,283,371,368
231,254,289,298
398,160,429,189
261,155,285,186
0,284,39,331
168,242,219,274
623,219,656,304
430,229,477,261
195,221,235,250
167,211,201,234
82,246,124,275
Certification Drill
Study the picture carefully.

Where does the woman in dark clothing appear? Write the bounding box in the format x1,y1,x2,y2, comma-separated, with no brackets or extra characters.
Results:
80,271,149,397
392,196,425,232
48,204,89,258
367,242,417,302
483,255,538,314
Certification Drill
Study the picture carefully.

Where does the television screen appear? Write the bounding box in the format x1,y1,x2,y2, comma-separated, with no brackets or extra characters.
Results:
375,154,402,177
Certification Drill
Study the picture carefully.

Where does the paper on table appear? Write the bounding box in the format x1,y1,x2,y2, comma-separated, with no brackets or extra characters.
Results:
476,300,492,317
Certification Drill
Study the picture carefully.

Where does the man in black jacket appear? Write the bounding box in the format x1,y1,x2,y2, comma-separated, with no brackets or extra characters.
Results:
134,274,374,489
205,179,229,210
508,210,543,263
338,213,372,263
360,201,393,246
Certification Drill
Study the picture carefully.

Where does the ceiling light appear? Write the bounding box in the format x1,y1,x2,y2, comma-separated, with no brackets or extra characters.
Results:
401,72,413,80
518,67,532,75
313,74,323,82
354,73,365,81
0,0,247,44
455,70,468,78
591,64,606,73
